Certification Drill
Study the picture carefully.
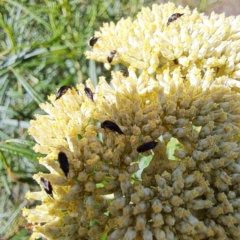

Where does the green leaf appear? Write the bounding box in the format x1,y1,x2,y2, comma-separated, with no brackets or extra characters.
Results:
10,68,44,104
0,74,10,104
0,142,43,160
0,199,28,237
0,106,19,116
9,228,29,240
5,139,35,147
89,60,98,87
5,0,52,32
77,134,82,140
0,130,11,140
0,13,16,48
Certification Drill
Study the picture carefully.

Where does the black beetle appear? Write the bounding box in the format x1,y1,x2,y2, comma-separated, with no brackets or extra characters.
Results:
40,177,54,198
137,141,158,153
107,50,117,63
120,70,129,77
89,37,99,47
101,120,124,135
84,87,94,102
58,152,69,177
167,13,184,26
55,85,71,100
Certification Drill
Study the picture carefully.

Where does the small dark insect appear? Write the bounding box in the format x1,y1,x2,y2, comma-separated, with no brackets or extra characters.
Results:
58,151,69,177
120,70,129,77
107,50,117,63
40,177,54,198
101,120,125,134
89,37,99,47
55,85,71,100
84,87,94,102
137,141,158,153
173,59,178,64
167,13,184,26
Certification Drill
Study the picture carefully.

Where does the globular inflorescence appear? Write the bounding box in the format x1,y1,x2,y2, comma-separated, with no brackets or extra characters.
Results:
23,2,240,240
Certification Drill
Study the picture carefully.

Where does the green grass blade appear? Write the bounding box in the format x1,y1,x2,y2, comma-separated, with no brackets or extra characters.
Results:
89,60,98,87
0,142,43,160
9,228,29,240
0,13,16,48
0,130,11,140
0,74,9,104
10,228,29,240
0,106,19,116
10,68,44,104
5,0,51,32
0,199,28,236
5,139,35,147
1,119,30,129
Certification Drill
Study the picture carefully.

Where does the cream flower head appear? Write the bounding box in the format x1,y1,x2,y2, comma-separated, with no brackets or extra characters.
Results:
23,2,240,240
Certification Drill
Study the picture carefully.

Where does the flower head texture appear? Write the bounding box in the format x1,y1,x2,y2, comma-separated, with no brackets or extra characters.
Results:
23,3,240,240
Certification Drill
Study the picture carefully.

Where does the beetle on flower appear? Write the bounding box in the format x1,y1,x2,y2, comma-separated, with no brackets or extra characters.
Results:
23,2,240,240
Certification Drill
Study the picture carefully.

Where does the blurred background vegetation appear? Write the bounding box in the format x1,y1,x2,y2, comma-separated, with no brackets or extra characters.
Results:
0,0,238,239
